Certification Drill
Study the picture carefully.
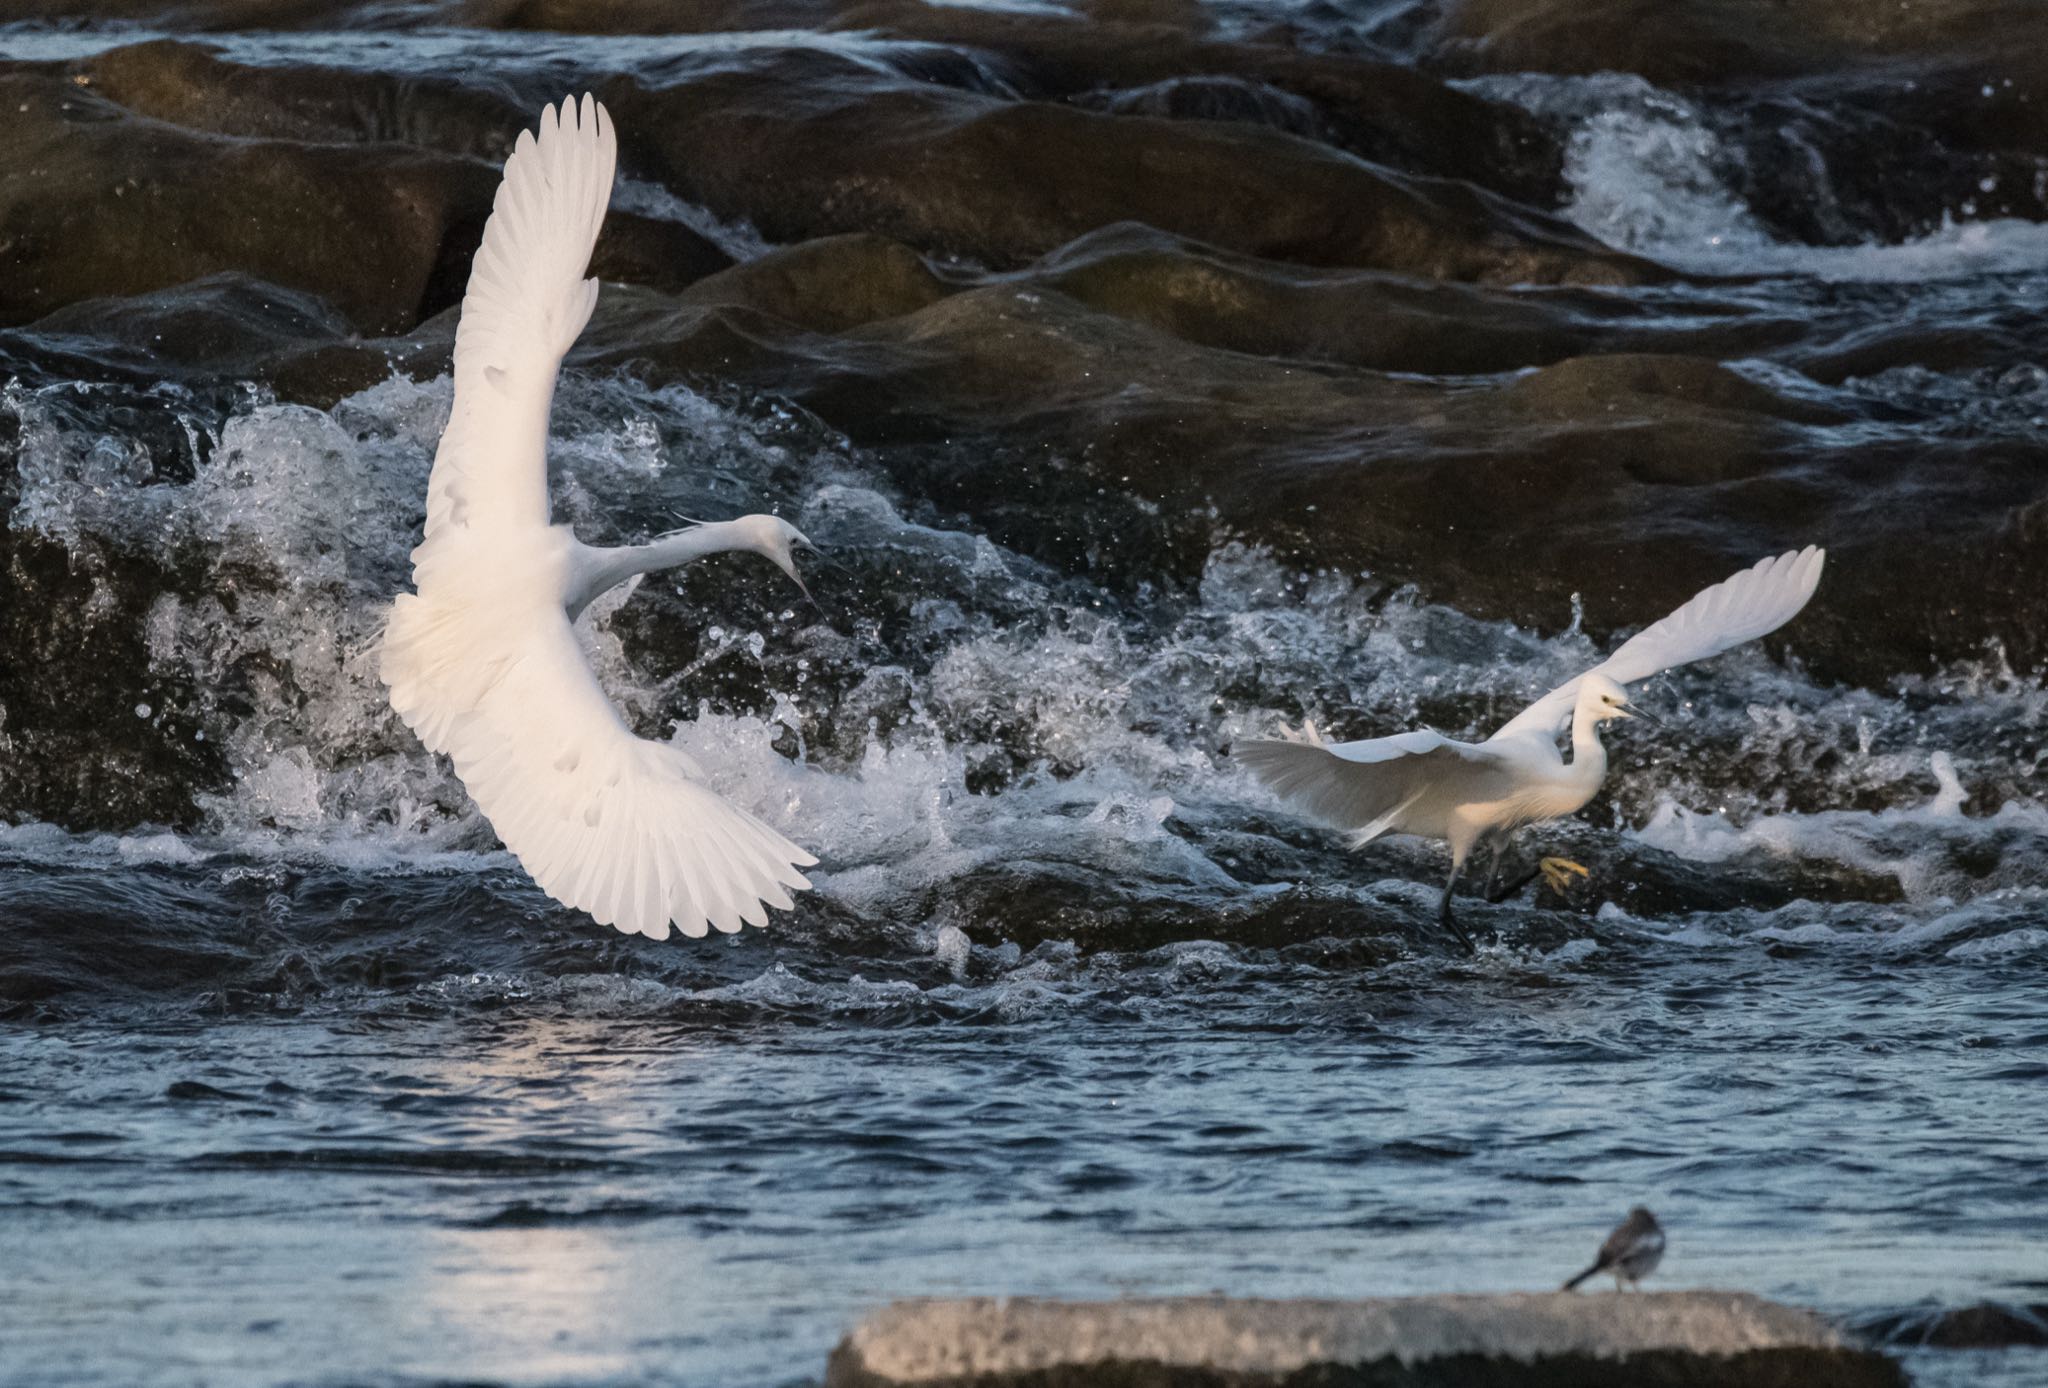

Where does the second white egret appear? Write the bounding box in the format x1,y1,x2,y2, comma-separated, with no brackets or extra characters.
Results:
1237,547,1826,951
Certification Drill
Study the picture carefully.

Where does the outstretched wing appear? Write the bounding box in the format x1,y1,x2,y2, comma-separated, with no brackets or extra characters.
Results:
1490,546,1825,742
1237,727,1513,845
385,576,815,940
384,95,814,939
423,94,615,541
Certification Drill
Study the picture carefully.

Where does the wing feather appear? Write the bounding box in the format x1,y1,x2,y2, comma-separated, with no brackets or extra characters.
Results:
1237,729,1513,845
1490,546,1825,742
423,94,616,541
412,602,814,940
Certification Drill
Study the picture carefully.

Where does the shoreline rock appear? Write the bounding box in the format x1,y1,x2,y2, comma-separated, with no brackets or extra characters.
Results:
826,1294,1905,1387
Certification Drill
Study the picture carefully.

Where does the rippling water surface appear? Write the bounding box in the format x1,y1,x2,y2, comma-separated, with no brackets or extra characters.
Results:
7,941,2047,1385
3,1,2048,1383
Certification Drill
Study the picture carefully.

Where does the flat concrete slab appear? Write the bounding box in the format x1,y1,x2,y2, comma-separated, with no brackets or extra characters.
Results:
827,1293,1905,1387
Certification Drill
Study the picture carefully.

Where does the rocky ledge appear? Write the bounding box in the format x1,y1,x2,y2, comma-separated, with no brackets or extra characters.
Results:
825,1293,1905,1387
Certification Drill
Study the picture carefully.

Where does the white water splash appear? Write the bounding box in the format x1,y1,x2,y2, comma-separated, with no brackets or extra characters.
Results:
612,177,772,263
8,371,2048,951
1462,71,2048,281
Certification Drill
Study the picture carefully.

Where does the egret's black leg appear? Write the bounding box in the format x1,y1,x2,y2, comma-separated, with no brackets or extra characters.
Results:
1436,861,1476,955
1481,837,1506,899
1484,835,1542,904
1487,861,1542,904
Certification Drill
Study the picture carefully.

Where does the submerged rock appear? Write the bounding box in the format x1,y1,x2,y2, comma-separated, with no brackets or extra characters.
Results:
826,1294,1905,1387
1857,1301,2048,1348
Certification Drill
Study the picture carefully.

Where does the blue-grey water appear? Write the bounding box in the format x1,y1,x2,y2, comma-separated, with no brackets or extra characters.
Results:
5,3,2048,1385
6,945,2047,1386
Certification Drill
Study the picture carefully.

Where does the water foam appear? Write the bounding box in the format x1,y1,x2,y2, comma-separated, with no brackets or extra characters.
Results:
612,178,772,263
7,370,2047,954
1461,71,2048,282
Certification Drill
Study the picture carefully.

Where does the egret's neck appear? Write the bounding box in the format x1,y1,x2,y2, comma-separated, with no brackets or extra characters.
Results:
1563,702,1612,802
565,522,749,620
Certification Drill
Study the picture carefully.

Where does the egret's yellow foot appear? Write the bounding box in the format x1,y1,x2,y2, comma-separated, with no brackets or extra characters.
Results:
1539,857,1589,895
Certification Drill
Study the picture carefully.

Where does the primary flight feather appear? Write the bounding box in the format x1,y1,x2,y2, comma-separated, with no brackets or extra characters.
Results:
382,95,818,940
1238,547,1825,951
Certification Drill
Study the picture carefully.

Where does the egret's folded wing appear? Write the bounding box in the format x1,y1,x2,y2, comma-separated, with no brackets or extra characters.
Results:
389,592,813,940
1237,730,1510,844
1490,546,1825,741
422,94,615,542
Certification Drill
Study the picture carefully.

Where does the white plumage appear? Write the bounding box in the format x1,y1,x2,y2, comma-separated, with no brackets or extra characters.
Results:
1238,548,1825,947
1489,546,1826,742
382,95,816,940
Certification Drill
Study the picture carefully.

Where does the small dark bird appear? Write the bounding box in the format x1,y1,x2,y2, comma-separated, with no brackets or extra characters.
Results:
1563,1206,1665,1291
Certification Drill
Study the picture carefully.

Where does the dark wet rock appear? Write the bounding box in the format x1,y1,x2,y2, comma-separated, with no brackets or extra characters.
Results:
1029,225,1804,374
680,234,953,334
0,53,728,334
901,9,1563,205
1084,75,1328,139
1432,0,2048,236
1431,0,2048,88
826,1294,1905,1387
940,869,1416,959
0,0,381,24
603,55,1654,285
1708,88,2048,244
454,0,858,32
866,7,1563,207
1784,297,2048,385
266,332,457,409
1857,1301,2048,1349
937,829,1913,957
74,39,526,156
1216,797,1914,940
9,276,357,385
0,524,227,831
474,0,1568,205
0,72,490,333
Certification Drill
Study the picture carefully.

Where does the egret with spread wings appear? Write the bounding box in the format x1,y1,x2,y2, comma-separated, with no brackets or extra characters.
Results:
1237,548,1825,952
382,95,817,940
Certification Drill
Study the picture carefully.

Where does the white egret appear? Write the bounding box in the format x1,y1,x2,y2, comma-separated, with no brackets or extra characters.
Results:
1237,547,1825,951
381,95,817,940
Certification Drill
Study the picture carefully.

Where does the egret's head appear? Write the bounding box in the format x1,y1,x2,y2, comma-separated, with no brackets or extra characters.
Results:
1580,673,1642,724
734,513,818,602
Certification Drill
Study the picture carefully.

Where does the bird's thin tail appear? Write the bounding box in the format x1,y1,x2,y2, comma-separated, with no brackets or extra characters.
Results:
1561,1262,1602,1292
